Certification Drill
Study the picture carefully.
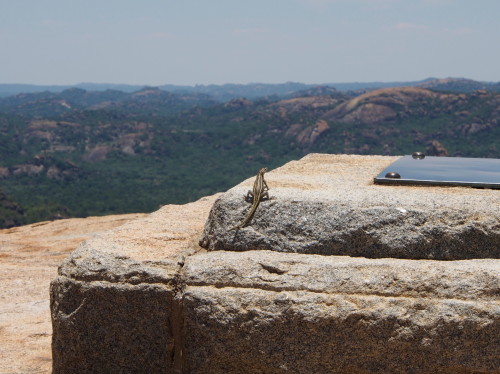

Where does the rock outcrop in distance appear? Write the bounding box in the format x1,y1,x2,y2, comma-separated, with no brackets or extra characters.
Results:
2,85,500,226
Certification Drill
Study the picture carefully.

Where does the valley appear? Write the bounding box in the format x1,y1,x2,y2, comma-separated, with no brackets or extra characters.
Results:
0,79,499,227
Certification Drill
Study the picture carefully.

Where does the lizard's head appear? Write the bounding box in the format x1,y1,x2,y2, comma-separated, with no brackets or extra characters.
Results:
259,167,268,174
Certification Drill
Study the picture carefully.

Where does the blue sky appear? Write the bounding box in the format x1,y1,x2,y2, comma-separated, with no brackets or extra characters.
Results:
1,0,499,85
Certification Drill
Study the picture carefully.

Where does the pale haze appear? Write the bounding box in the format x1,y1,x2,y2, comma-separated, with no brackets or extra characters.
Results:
1,0,499,86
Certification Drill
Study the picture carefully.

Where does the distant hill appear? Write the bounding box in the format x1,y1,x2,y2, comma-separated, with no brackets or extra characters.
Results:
2,77,499,99
0,82,317,101
415,78,500,93
0,84,499,227
0,82,316,100
0,83,144,97
0,87,217,117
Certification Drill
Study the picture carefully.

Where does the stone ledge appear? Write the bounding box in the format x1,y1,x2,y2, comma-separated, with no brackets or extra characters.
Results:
50,154,500,374
200,154,500,260
183,250,499,300
182,286,499,374
51,195,217,374
181,250,499,373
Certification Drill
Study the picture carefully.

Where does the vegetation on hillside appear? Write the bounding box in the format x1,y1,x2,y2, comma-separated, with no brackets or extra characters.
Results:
0,187,26,228
0,83,499,228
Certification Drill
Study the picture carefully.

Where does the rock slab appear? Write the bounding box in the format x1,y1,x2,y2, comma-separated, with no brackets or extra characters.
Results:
0,213,144,374
182,250,500,374
200,154,500,260
50,154,500,374
50,197,216,373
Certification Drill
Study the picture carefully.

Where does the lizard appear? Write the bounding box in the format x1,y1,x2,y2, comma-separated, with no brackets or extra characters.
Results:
229,167,269,231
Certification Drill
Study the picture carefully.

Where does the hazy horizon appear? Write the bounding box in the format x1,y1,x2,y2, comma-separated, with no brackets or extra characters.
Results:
1,0,500,86
2,76,499,88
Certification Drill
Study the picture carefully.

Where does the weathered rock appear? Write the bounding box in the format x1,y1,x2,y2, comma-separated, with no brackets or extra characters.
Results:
182,251,500,373
296,119,330,146
51,276,175,373
183,250,499,300
50,155,500,374
323,87,437,124
0,213,145,374
50,196,217,374
51,250,180,373
200,154,500,260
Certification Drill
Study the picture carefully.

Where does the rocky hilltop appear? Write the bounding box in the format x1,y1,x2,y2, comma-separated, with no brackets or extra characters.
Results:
49,154,500,374
3,153,499,373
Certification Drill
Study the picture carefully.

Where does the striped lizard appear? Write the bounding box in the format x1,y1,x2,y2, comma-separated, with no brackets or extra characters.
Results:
229,167,269,231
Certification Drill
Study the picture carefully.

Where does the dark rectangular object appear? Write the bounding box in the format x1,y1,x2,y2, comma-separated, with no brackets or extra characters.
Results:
374,155,500,189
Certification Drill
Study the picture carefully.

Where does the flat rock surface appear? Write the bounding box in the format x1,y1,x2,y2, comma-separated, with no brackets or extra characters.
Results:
50,195,220,374
0,195,219,374
200,154,500,260
58,195,219,284
184,250,499,301
0,213,145,374
80,197,218,263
